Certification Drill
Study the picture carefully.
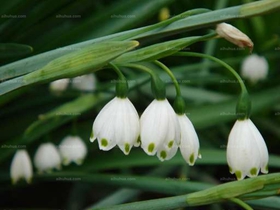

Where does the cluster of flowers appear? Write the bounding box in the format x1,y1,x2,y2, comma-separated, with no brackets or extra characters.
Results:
10,136,87,184
49,74,96,93
90,23,270,181
91,95,269,180
91,95,201,165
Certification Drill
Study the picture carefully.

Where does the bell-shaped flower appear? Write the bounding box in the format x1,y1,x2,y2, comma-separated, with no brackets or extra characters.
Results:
49,78,70,92
227,119,269,180
90,97,140,155
216,23,253,52
10,150,33,184
241,54,268,83
59,135,87,165
177,114,201,166
34,143,62,173
140,99,180,157
72,74,97,91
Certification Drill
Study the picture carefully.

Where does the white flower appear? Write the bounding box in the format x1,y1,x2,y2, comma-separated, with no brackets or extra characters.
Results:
216,23,253,51
72,74,97,91
90,97,140,155
10,150,33,184
34,143,61,173
49,78,70,92
241,54,268,83
177,114,201,166
140,99,180,160
227,119,269,180
59,136,87,165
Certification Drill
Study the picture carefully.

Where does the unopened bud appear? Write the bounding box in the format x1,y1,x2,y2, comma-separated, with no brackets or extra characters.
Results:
216,23,254,52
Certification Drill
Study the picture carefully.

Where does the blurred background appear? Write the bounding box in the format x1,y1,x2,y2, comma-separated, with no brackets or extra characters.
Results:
0,0,280,209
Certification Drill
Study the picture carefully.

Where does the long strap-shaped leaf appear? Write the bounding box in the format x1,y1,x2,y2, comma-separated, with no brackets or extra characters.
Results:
0,0,279,82
0,41,138,96
83,173,280,210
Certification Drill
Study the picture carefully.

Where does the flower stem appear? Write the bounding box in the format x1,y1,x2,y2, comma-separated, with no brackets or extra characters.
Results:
153,60,181,96
120,63,166,100
229,198,254,210
109,63,128,98
175,52,247,94
174,52,251,119
153,60,186,114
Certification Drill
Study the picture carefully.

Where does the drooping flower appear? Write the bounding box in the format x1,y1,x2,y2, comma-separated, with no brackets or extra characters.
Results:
72,74,97,91
49,78,70,92
216,23,253,52
59,136,87,165
241,54,268,83
90,97,140,155
177,114,201,166
227,119,269,180
10,150,33,184
140,99,180,160
34,143,62,173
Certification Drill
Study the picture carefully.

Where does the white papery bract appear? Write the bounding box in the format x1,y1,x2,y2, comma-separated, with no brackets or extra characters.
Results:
10,150,33,184
59,136,87,165
216,23,253,51
49,78,70,92
91,97,140,155
72,74,97,91
227,119,269,180
241,54,268,83
177,114,201,166
34,143,62,173
140,99,180,160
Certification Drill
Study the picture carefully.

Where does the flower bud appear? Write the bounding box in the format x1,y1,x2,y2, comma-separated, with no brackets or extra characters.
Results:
216,23,253,52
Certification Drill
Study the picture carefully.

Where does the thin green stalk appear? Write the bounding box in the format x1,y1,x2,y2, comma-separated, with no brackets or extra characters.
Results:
174,52,251,119
153,60,181,96
108,63,128,98
230,198,254,210
120,63,154,76
174,52,248,95
109,63,126,80
120,63,166,99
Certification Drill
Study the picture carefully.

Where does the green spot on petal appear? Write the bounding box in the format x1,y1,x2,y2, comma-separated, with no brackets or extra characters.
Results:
148,143,155,153
189,153,194,164
235,171,242,180
160,151,167,159
168,140,174,148
229,166,233,173
125,143,130,154
101,138,108,147
250,167,258,176
265,165,269,173
137,136,141,144
90,131,94,139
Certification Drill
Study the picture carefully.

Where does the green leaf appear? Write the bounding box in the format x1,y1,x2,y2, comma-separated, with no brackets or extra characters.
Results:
84,173,280,210
0,43,33,59
0,41,139,95
1,0,279,81
113,33,217,64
